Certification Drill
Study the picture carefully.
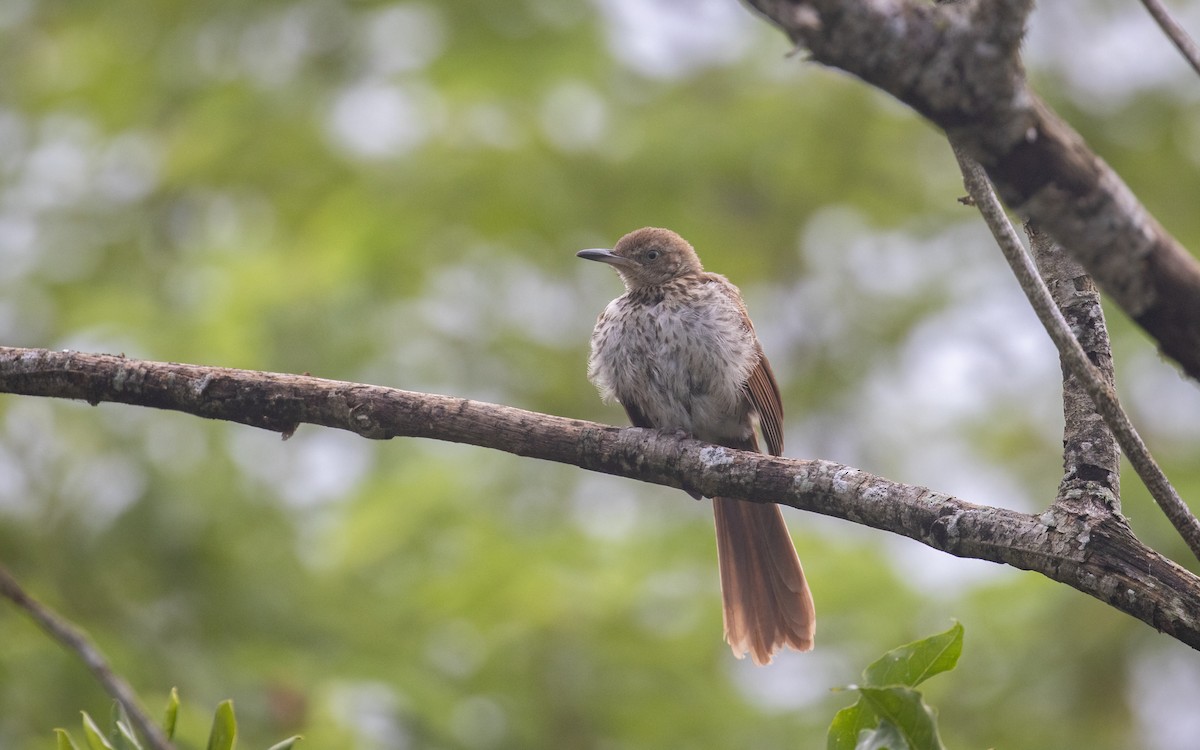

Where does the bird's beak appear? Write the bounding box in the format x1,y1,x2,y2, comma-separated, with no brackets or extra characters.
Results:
577,248,634,267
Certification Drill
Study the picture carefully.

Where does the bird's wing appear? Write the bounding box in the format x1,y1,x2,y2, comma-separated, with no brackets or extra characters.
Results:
745,349,784,457
707,271,785,457
620,399,653,429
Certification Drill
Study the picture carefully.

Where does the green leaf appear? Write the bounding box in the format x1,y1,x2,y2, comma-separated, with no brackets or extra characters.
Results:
108,703,139,750
163,688,180,740
855,719,908,750
265,736,304,750
55,728,83,750
205,700,238,750
858,687,944,750
81,712,114,750
108,703,122,746
828,699,878,750
110,720,140,750
863,621,963,688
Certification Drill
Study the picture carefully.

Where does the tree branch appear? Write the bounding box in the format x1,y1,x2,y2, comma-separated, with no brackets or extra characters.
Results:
0,564,172,750
1139,0,1200,77
1026,223,1121,515
952,146,1200,561
2,346,1199,649
741,0,1200,384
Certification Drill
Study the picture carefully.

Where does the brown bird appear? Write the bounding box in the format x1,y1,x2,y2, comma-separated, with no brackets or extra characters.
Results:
578,227,815,665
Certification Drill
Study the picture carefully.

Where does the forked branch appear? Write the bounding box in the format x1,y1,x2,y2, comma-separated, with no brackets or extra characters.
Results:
741,0,1200,383
2,346,1199,648
952,146,1200,561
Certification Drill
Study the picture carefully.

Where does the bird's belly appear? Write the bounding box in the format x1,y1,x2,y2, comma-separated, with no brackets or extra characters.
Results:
590,303,755,443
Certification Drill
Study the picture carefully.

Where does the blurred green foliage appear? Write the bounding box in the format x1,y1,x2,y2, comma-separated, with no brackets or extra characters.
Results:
2,1,1199,748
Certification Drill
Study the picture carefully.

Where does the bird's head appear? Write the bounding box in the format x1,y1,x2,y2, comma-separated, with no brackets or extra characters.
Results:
577,227,703,289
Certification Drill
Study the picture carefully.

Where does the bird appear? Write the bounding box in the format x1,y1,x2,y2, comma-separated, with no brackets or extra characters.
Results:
577,226,815,665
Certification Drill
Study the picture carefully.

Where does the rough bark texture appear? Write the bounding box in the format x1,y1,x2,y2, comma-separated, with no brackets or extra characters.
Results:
954,146,1200,557
3,346,1199,648
742,0,1200,383
1027,223,1121,516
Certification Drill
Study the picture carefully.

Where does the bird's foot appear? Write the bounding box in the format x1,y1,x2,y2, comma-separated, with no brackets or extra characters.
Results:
658,427,692,442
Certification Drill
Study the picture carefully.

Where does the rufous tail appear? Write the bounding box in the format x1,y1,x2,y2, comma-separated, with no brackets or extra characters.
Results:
713,497,815,665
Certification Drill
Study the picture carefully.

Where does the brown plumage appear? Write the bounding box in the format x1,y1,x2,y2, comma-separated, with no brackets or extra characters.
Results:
578,227,815,665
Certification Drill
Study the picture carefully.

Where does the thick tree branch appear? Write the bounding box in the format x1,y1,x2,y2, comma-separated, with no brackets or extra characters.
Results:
741,0,1200,384
2,347,1199,649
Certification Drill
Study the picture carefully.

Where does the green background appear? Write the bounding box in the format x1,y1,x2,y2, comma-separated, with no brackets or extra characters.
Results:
2,0,1199,747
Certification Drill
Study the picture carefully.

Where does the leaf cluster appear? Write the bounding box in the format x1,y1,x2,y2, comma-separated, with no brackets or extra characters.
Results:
828,623,963,750
55,689,300,750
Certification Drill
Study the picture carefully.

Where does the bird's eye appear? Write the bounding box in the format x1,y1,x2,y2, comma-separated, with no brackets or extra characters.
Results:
645,249,660,261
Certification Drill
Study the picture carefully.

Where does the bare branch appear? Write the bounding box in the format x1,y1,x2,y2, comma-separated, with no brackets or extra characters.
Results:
2,346,1200,648
951,146,1200,561
1140,0,1200,77
1026,223,1120,516
0,564,173,750
741,0,1200,384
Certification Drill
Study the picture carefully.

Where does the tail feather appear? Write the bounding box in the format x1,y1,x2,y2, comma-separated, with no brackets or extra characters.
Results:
714,496,815,665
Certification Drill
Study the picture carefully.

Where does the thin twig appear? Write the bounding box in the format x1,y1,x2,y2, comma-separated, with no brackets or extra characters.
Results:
0,564,173,750
951,142,1200,562
1140,0,1200,77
